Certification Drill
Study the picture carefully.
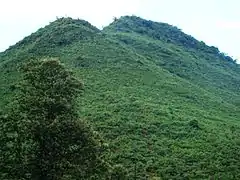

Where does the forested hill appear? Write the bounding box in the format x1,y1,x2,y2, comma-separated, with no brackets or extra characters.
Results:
0,16,240,179
104,16,240,103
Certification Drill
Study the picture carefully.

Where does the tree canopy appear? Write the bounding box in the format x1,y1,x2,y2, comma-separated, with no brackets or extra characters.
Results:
0,59,110,179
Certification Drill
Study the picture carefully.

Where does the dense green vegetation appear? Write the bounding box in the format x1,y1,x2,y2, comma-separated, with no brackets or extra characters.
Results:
0,16,240,179
0,59,114,179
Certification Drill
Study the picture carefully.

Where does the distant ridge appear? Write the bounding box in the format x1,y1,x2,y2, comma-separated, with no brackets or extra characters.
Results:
104,16,237,63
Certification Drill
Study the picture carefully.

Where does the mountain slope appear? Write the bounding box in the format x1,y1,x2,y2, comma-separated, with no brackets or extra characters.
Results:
103,16,240,105
0,16,240,179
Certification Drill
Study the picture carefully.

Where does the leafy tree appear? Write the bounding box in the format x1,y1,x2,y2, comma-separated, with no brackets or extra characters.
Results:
0,59,110,179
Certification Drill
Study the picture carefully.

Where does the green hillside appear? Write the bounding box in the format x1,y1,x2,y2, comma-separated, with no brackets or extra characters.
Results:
0,16,240,179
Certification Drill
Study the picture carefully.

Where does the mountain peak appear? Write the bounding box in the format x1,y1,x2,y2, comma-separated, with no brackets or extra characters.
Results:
104,15,236,64
105,15,206,48
4,17,100,55
52,17,100,32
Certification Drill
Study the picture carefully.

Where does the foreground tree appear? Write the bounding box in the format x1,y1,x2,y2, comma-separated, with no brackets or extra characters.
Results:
1,59,110,179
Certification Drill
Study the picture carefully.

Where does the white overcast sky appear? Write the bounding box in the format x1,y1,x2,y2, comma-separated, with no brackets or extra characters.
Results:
0,0,239,62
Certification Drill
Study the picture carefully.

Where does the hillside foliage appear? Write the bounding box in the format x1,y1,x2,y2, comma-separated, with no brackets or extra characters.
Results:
0,16,240,179
0,59,112,179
